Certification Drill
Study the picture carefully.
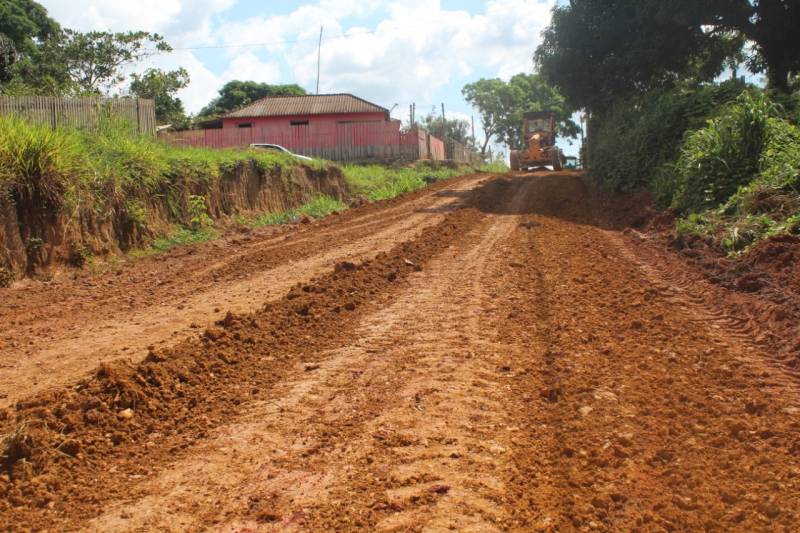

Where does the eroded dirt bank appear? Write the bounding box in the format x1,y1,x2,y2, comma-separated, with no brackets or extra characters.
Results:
0,161,347,277
1,173,799,531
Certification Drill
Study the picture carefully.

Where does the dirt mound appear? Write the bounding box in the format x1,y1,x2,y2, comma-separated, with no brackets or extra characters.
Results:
0,194,485,529
745,234,800,294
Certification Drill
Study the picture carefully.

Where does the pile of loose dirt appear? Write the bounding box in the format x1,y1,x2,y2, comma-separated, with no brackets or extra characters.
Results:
745,234,800,295
0,200,484,530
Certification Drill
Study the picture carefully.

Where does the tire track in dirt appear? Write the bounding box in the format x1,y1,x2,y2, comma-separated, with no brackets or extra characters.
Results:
503,174,800,531
0,174,488,408
611,230,800,385
82,178,531,532
3,173,799,531
0,183,490,531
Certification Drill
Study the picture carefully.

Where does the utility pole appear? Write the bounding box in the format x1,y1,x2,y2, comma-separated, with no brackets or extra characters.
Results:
441,102,447,147
316,26,323,95
471,114,476,145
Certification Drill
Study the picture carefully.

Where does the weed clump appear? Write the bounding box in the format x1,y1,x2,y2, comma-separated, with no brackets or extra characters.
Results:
238,194,347,228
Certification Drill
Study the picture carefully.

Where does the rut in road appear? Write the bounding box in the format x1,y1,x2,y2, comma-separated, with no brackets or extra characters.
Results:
87,175,532,532
0,174,487,408
2,174,799,532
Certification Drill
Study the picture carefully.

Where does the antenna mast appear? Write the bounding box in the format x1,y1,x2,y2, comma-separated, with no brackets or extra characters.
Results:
316,26,323,94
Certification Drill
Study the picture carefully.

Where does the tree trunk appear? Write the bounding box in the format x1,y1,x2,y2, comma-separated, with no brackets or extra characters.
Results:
481,135,492,159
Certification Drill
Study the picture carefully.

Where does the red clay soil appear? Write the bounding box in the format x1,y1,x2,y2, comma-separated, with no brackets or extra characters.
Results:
0,173,488,407
1,172,799,531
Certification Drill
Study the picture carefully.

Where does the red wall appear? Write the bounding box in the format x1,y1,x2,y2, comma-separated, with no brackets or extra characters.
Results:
222,112,388,129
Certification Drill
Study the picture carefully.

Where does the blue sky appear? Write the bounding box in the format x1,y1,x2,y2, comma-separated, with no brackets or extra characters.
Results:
39,0,579,156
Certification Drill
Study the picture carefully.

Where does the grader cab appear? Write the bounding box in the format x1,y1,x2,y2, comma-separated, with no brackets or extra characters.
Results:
510,111,564,171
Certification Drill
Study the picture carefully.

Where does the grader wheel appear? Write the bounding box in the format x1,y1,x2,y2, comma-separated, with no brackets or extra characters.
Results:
552,151,563,171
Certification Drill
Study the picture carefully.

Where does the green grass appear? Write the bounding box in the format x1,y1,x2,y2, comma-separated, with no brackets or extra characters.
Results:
0,115,305,215
672,90,800,254
239,194,347,228
342,163,474,201
152,227,219,252
478,161,509,173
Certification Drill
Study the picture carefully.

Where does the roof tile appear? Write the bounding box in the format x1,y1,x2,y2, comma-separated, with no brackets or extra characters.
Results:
223,93,388,118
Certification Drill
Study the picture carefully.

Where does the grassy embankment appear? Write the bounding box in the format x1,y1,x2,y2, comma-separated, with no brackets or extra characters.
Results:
235,162,488,228
0,115,326,257
590,84,800,254
0,116,500,264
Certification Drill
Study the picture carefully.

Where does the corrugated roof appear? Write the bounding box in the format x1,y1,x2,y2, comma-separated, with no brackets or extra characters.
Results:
223,93,389,118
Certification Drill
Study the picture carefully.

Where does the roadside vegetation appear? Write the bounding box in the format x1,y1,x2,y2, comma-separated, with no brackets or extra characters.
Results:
0,114,303,215
237,194,347,228
536,0,800,255
342,162,476,201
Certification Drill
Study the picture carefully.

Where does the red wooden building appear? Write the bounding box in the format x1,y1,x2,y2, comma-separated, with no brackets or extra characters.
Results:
220,93,391,130
162,93,461,163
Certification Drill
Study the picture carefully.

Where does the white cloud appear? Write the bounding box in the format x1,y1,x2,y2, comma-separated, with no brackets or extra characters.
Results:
221,53,282,84
39,0,234,46
38,0,557,119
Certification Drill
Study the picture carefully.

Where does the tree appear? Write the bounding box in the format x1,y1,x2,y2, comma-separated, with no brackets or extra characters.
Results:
129,68,190,125
55,29,171,94
419,112,474,148
199,80,307,117
708,0,800,93
535,0,799,116
500,74,580,149
462,78,506,157
463,74,578,155
535,0,737,116
0,0,67,92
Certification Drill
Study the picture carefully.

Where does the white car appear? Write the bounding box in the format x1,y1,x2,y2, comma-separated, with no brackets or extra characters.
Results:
249,143,313,161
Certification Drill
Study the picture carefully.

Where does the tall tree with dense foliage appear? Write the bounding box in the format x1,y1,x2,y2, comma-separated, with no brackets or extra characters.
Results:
0,0,67,92
536,0,799,116
129,68,190,125
535,0,740,116
55,30,171,94
708,0,800,92
463,74,578,155
199,81,307,117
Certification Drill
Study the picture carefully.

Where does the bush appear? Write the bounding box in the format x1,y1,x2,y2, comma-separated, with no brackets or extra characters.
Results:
588,80,745,198
672,91,776,213
671,91,800,253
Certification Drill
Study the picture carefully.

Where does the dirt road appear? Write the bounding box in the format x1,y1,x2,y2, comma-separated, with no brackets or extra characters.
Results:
2,173,799,531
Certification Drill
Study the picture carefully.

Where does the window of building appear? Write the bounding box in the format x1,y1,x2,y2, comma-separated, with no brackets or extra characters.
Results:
290,120,309,126
237,123,252,128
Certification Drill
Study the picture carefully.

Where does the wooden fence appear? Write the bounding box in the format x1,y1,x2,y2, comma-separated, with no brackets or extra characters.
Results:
159,123,477,164
0,96,156,135
447,140,484,166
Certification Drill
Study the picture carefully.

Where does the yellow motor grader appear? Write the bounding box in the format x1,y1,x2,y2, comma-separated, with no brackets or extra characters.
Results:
510,111,564,171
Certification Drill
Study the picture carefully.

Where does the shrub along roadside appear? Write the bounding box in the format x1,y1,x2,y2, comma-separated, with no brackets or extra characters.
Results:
671,91,800,253
588,84,800,255
0,116,308,218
